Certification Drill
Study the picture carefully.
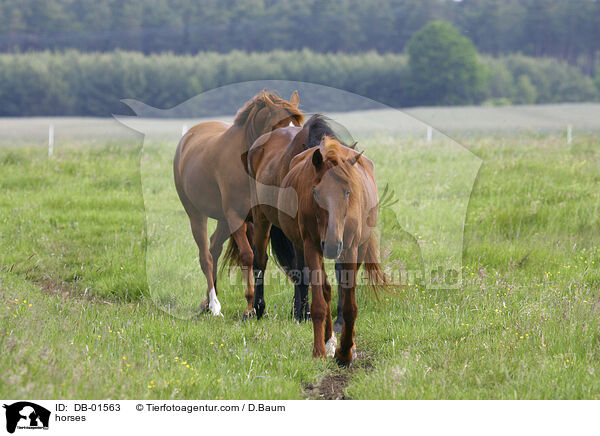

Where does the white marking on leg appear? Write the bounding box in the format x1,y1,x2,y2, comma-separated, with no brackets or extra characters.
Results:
208,286,222,316
325,333,337,358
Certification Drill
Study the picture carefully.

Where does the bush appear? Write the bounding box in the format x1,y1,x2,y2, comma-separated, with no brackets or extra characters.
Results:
406,21,485,106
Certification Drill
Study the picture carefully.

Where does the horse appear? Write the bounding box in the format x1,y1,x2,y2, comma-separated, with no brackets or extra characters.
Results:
173,90,304,319
242,114,354,322
249,135,387,364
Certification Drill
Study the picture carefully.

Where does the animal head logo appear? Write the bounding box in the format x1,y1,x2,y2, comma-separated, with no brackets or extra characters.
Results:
3,402,50,434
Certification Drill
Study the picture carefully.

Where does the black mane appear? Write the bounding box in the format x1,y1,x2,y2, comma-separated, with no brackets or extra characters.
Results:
304,114,356,149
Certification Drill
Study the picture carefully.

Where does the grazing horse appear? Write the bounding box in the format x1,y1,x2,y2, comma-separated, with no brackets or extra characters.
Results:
173,90,303,318
250,135,386,364
243,114,354,321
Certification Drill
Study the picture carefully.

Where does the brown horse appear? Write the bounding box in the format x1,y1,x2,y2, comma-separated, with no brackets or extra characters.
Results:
249,135,386,364
244,114,354,321
173,90,303,318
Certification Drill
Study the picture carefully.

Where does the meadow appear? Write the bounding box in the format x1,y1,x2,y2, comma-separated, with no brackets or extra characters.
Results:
1,106,599,399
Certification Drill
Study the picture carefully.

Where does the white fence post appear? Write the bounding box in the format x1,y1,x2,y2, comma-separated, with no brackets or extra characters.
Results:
182,124,188,137
426,125,432,143
567,125,572,144
48,124,54,157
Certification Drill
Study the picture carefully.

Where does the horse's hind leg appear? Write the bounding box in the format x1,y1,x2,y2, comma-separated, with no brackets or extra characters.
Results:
209,219,230,294
190,215,221,316
228,219,255,320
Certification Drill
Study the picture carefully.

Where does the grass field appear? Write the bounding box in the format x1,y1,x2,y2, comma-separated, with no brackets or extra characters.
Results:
1,107,599,399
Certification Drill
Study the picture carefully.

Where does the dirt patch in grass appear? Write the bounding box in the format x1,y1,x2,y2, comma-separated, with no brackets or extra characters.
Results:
304,350,374,400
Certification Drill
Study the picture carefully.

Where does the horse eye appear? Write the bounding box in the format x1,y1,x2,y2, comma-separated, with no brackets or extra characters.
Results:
345,189,350,197
313,187,318,198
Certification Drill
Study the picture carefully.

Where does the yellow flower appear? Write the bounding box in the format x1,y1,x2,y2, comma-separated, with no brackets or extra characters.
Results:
122,356,126,360
97,335,102,339
217,378,223,382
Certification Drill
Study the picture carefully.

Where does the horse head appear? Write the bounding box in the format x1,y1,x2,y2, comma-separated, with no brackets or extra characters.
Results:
310,136,363,259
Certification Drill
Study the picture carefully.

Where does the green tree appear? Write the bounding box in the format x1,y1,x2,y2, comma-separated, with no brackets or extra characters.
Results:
407,20,485,105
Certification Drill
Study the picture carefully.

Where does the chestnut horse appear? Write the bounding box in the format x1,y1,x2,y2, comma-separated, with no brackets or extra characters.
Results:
249,135,386,364
173,91,303,318
243,114,354,321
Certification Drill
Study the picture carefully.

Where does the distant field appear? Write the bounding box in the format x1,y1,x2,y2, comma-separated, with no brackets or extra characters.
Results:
1,103,599,145
1,105,599,399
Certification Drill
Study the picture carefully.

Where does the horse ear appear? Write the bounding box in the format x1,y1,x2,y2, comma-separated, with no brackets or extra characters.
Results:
349,141,358,149
290,90,299,106
312,148,323,169
348,150,364,166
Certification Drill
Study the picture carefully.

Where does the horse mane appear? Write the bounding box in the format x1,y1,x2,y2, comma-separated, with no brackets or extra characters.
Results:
304,114,356,149
234,90,304,146
320,136,360,186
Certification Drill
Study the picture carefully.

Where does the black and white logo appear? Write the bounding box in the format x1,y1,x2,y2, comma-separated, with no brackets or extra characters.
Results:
3,402,50,434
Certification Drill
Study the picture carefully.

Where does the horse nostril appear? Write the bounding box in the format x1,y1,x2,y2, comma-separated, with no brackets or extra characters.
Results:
321,241,325,251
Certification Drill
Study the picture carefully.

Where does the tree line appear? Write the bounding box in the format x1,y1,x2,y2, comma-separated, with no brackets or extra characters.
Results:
0,48,597,116
1,0,599,75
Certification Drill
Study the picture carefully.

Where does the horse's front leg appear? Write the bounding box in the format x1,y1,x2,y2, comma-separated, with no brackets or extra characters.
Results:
292,251,311,322
304,241,327,358
335,248,358,365
333,261,344,333
251,211,271,319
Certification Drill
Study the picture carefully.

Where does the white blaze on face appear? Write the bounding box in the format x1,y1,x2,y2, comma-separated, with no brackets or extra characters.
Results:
208,287,222,316
325,333,337,358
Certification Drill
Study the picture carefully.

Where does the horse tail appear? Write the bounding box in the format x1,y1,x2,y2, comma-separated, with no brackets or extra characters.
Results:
221,220,254,270
362,234,391,298
269,225,297,276
222,235,242,269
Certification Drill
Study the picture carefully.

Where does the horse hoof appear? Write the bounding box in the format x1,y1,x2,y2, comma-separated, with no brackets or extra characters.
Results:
325,334,337,358
254,300,265,319
200,298,209,313
242,309,256,321
333,321,343,334
334,345,356,367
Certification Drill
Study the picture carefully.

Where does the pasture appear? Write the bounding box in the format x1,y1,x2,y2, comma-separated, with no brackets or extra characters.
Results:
1,105,599,399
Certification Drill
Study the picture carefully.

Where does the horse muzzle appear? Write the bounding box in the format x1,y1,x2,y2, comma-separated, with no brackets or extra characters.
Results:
321,240,343,260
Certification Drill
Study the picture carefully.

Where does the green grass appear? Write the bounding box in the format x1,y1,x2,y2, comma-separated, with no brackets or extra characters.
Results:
1,128,599,399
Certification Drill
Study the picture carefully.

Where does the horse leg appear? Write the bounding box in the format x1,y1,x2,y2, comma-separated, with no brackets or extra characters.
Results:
304,242,327,358
291,251,310,322
322,264,337,358
227,217,255,320
209,219,230,295
335,251,359,365
252,213,271,319
333,261,344,333
190,215,221,316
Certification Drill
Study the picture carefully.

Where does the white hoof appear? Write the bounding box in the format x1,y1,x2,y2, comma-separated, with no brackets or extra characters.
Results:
325,333,337,358
208,287,222,317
